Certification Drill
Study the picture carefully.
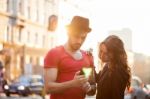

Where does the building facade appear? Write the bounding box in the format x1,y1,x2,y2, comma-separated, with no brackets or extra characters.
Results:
0,0,59,80
133,53,150,84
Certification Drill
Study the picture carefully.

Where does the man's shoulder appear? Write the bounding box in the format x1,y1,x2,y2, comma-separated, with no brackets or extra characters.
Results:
80,49,86,54
49,45,64,53
44,45,64,59
81,49,93,58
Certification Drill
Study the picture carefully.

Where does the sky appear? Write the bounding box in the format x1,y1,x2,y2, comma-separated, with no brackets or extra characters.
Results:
90,0,150,56
57,0,150,56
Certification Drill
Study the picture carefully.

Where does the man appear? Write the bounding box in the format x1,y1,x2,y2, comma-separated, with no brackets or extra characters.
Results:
44,16,96,99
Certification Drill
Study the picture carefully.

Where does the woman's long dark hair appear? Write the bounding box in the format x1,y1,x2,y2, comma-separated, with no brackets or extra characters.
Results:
103,35,131,89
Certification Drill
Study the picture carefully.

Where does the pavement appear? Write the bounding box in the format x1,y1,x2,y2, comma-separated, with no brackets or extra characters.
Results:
0,93,96,99
45,95,96,99
85,95,96,99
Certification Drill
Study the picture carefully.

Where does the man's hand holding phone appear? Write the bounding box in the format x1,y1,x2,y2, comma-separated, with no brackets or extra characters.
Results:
72,71,88,87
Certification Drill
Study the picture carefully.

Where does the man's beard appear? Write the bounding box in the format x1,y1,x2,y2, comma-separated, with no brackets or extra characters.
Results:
71,44,81,51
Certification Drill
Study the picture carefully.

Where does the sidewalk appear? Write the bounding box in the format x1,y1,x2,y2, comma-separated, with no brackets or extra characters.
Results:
85,95,96,99
45,95,96,99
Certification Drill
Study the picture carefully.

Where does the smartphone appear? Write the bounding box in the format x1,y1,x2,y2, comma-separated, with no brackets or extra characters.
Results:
80,69,84,75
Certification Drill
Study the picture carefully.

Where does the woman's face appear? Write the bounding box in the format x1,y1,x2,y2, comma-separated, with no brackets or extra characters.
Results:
99,43,109,63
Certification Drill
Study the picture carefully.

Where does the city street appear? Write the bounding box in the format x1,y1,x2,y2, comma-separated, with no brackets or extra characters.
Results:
0,93,95,99
1,0,150,99
0,94,43,99
86,95,96,99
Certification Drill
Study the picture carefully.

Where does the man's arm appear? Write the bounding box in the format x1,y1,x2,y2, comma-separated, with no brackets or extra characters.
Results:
44,68,88,94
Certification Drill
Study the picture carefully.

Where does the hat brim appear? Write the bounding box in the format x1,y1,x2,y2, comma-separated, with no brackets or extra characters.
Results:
66,25,91,33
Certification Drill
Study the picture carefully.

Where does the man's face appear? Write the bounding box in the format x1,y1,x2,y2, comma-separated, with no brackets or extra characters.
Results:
68,29,88,51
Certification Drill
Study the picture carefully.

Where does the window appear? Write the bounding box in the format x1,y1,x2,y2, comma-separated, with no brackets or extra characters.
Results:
27,31,30,43
27,3,30,19
48,15,58,31
42,35,45,47
30,57,33,63
18,0,23,15
7,0,9,12
6,25,9,41
36,0,39,21
34,33,38,45
3,25,11,42
18,28,22,42
36,57,39,66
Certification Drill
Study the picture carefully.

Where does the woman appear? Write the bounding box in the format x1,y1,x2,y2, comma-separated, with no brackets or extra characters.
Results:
96,35,131,99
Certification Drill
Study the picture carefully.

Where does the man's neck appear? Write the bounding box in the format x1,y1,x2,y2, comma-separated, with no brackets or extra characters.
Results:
64,43,83,60
64,43,78,53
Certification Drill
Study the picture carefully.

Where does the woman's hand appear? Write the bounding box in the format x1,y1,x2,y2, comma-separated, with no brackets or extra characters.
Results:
82,82,91,93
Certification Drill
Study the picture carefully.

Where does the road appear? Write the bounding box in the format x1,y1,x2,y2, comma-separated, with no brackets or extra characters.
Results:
0,93,96,99
0,93,44,99
85,95,96,99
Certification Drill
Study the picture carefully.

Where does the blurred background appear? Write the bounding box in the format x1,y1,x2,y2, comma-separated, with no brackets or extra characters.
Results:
0,0,150,99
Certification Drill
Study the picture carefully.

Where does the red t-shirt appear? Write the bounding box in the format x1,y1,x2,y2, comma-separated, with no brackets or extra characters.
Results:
44,46,94,99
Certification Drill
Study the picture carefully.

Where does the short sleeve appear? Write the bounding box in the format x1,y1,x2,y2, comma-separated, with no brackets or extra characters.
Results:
44,48,60,68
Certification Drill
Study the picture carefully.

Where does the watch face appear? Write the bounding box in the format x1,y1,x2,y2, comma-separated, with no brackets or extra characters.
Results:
80,67,92,78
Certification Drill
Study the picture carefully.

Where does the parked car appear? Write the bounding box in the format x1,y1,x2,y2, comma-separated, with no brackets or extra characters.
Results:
143,84,150,99
3,75,30,97
0,77,4,93
0,78,7,93
0,63,6,93
124,76,149,99
29,75,45,99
